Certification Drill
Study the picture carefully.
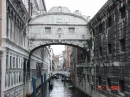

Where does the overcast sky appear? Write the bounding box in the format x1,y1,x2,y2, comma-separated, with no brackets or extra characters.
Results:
45,0,108,55
45,0,108,18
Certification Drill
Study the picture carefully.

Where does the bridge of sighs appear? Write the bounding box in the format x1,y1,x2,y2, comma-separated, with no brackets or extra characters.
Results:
28,6,90,52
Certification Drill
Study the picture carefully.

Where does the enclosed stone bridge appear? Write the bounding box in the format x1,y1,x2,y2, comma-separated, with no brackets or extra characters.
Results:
28,6,90,52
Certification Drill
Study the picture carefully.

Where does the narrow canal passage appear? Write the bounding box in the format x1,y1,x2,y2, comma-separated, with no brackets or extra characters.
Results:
39,76,90,97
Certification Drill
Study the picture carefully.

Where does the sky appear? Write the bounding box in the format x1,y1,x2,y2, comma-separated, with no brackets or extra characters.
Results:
45,0,108,18
45,0,108,55
51,45,65,55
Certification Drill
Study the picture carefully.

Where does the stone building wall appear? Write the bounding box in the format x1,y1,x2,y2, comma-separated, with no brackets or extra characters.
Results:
88,0,130,97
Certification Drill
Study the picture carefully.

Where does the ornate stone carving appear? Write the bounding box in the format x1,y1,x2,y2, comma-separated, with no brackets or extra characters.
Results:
29,40,88,51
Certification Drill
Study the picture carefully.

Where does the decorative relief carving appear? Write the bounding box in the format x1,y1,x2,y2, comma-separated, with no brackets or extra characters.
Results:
29,40,87,51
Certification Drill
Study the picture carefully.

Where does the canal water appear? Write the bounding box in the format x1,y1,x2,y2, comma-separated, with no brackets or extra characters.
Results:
39,77,90,97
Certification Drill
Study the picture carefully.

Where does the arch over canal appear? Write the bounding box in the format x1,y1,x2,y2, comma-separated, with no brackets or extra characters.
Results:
28,6,91,71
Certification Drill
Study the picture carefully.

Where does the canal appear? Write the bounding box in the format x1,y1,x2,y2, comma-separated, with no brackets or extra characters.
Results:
38,76,90,97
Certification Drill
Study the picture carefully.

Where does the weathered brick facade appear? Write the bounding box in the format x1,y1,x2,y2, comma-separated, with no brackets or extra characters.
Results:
88,0,130,97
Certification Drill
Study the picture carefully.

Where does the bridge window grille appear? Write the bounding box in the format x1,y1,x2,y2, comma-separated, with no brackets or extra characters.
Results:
69,28,75,33
45,27,51,34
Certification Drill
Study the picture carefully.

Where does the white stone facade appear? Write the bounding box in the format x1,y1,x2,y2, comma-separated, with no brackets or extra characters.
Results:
0,0,50,97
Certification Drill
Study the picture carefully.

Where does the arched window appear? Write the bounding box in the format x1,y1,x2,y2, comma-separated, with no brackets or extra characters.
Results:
8,73,10,87
5,73,8,87
19,72,21,82
14,72,16,84
6,54,8,68
11,73,13,85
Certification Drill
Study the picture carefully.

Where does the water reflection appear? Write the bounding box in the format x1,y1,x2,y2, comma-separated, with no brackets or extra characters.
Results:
40,77,90,97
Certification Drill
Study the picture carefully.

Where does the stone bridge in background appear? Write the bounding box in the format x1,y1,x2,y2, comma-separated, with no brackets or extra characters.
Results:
52,71,70,77
28,6,90,52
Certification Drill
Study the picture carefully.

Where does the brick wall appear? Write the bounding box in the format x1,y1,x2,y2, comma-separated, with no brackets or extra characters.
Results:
89,0,130,97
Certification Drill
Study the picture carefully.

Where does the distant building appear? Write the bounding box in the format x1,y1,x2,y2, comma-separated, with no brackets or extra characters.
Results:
53,55,59,71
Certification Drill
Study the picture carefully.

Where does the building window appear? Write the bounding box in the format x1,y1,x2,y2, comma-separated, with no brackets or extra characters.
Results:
8,73,10,87
19,73,20,82
69,28,75,33
6,55,8,68
120,38,125,52
87,74,89,82
120,6,125,19
13,57,15,68
106,78,111,90
10,56,12,68
16,57,18,68
108,16,112,27
102,22,105,32
93,29,95,37
7,7,10,37
19,58,21,68
99,47,102,56
108,43,112,54
14,72,16,84
11,73,13,85
23,33,26,47
119,80,124,93
5,73,8,87
45,27,51,34
99,23,102,33
12,19,15,40
98,76,101,86
7,15,11,38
